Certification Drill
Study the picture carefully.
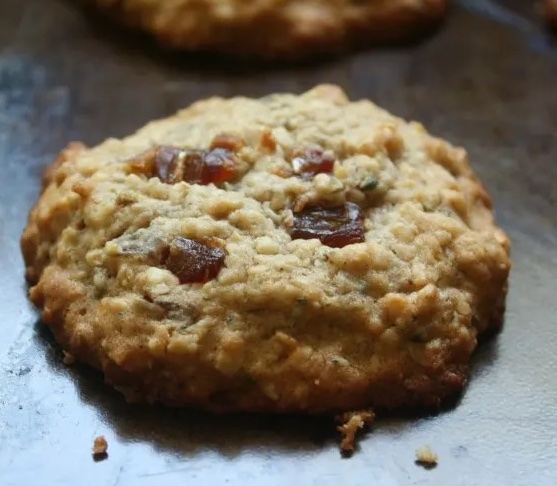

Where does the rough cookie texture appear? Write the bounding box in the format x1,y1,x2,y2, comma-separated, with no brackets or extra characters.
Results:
22,85,511,414
86,0,449,59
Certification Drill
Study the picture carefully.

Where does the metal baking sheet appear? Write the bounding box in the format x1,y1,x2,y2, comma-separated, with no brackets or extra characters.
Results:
1,1,556,484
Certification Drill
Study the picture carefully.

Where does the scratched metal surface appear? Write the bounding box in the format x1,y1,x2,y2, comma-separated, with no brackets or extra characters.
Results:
1,1,557,485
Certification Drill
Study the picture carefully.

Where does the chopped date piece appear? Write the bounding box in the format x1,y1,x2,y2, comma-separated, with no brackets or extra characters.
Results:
155,146,183,184
210,134,245,152
290,147,335,178
183,148,238,185
127,147,159,177
164,237,226,284
131,145,239,186
289,202,365,248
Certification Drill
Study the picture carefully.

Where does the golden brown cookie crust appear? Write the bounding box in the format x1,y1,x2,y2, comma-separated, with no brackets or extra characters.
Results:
87,0,449,59
22,85,511,414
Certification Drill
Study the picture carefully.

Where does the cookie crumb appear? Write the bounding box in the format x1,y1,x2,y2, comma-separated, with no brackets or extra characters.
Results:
415,446,438,469
62,351,75,365
336,409,375,455
92,436,108,461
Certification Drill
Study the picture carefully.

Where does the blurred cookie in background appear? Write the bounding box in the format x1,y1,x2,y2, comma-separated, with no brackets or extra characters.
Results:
87,0,449,60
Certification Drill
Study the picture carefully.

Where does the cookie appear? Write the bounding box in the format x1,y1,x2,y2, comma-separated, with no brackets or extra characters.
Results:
87,0,449,59
22,85,511,415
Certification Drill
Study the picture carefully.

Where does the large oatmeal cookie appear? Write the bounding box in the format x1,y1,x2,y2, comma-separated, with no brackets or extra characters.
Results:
22,85,510,414
87,0,449,59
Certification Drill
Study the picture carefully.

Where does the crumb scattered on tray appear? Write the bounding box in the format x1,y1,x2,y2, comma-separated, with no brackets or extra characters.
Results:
92,436,108,461
336,409,375,455
62,350,75,365
415,446,438,469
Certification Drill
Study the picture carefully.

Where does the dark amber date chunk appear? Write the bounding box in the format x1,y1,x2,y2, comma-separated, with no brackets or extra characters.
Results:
210,134,245,152
155,146,183,184
130,145,238,186
290,147,335,178
164,237,226,284
182,148,237,185
289,203,365,248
